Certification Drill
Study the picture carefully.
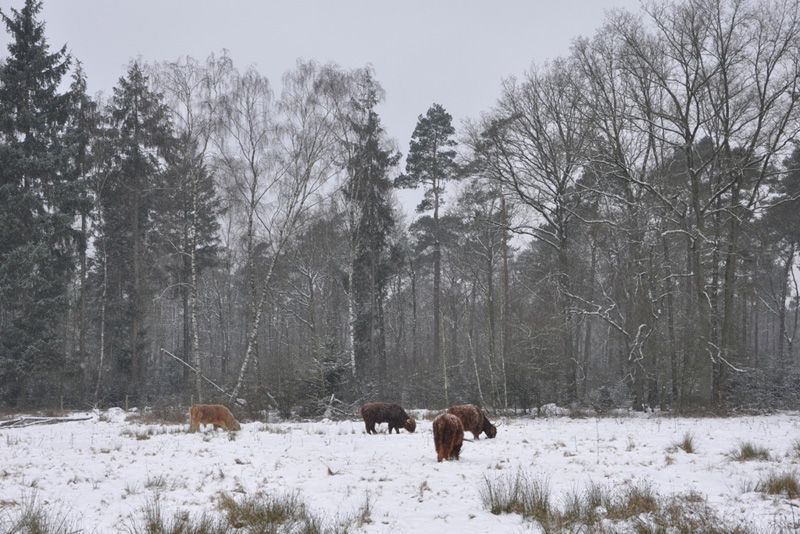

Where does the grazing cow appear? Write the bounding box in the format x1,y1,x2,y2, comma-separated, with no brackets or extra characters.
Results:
360,402,416,434
188,404,241,432
433,413,464,462
447,404,497,439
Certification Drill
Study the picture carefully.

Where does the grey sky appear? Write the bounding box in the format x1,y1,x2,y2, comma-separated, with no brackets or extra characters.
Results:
11,0,640,142
4,0,641,212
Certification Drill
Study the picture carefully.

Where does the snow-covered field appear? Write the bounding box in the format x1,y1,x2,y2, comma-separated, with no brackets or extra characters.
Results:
1,409,800,532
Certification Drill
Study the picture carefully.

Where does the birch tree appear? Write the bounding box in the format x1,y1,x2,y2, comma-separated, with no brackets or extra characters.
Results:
229,61,342,402
153,53,229,401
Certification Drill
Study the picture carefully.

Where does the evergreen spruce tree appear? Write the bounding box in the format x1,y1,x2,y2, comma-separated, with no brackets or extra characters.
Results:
64,61,98,383
95,62,174,402
345,75,399,393
0,0,78,406
154,132,221,396
395,103,458,404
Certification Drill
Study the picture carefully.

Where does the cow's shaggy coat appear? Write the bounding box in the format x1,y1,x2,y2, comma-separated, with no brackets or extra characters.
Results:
433,413,464,462
188,404,241,432
447,404,496,439
359,402,416,434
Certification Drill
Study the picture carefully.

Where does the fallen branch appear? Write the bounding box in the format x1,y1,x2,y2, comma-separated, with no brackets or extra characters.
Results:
160,348,280,408
0,415,93,429
160,348,249,407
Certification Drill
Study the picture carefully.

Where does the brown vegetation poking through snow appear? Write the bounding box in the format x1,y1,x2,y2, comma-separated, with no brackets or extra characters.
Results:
359,402,416,434
447,404,496,439
433,413,464,462
188,404,241,432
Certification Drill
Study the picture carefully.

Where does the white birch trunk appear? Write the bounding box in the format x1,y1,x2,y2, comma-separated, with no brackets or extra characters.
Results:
94,229,107,404
190,171,202,402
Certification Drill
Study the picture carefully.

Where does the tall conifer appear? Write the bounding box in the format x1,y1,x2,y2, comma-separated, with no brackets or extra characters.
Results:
396,103,458,404
345,75,399,391
95,62,173,401
0,0,77,405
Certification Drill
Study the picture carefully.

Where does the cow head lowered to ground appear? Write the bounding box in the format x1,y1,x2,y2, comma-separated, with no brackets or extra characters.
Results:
359,402,416,434
447,404,496,439
188,404,241,432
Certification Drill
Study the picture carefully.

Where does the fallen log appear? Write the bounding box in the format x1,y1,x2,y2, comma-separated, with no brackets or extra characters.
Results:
0,415,93,429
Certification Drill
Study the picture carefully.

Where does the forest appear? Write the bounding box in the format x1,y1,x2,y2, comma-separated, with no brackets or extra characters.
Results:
1,0,799,415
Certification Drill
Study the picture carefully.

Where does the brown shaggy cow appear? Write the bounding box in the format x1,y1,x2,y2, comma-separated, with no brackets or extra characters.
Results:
359,402,416,434
188,404,241,432
447,404,497,439
433,413,464,462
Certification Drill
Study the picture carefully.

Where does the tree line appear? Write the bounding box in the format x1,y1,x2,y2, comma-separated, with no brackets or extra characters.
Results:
1,0,799,414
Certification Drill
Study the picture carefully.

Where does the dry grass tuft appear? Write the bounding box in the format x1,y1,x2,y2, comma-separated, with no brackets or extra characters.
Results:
676,432,695,453
606,481,658,520
757,471,800,499
730,441,770,462
124,495,226,534
481,472,750,532
480,471,554,527
0,492,77,534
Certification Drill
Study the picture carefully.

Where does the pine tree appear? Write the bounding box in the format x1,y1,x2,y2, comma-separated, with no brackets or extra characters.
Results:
0,0,78,406
345,75,399,393
395,103,458,405
95,62,174,402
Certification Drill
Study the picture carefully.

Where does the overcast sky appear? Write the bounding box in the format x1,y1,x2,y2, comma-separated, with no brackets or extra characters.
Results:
2,0,641,212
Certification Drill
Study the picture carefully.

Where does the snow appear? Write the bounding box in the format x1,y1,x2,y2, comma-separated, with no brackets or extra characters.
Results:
1,410,800,532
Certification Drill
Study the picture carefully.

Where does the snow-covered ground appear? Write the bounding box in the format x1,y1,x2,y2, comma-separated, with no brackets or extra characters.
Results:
1,409,799,532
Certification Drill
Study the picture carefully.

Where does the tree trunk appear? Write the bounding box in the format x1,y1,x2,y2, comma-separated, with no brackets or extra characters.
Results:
486,246,498,404
182,277,191,385
468,280,486,406
753,296,760,369
499,194,510,409
777,244,795,372
131,184,141,401
78,213,87,381
189,171,202,402
410,261,418,366
663,236,680,410
558,240,576,403
395,271,406,400
581,240,597,402
230,227,289,401
433,186,444,405
347,267,356,376
712,170,741,410
789,267,799,366
94,230,108,405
